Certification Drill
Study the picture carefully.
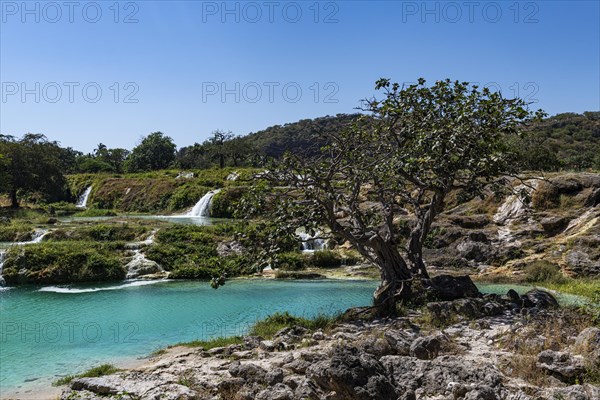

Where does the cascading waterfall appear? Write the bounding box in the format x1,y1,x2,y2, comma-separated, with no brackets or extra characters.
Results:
124,230,165,279
227,171,239,181
0,250,7,286
298,230,328,253
187,189,221,217
0,229,49,286
76,186,93,208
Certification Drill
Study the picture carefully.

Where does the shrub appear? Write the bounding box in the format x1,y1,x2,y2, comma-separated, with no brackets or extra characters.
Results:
310,250,341,268
524,260,566,283
249,312,338,338
53,364,119,386
531,181,559,210
211,186,249,218
2,241,125,284
276,252,306,271
0,222,34,242
47,224,148,242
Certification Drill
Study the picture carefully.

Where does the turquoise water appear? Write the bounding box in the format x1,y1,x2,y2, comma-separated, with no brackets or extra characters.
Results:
0,279,376,393
478,283,590,306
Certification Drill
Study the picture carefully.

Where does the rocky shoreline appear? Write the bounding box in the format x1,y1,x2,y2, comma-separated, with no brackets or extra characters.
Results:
55,290,599,400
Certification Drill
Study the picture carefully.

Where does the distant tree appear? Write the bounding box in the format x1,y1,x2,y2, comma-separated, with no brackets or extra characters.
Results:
93,143,129,173
125,132,176,172
0,134,67,208
248,78,544,316
76,156,115,173
206,130,235,168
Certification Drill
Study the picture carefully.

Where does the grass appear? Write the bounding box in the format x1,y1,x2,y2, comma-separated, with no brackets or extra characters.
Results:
155,311,340,355
499,308,598,385
172,336,244,349
248,311,339,338
53,364,119,386
541,279,600,301
73,208,118,217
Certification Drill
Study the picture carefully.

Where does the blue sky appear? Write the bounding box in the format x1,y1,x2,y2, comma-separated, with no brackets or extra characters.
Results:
1,0,599,152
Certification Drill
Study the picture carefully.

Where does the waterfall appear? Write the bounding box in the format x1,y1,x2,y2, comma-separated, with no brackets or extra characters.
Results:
0,250,6,286
0,229,49,286
16,229,50,245
76,186,93,208
187,189,221,217
298,230,328,253
227,171,239,181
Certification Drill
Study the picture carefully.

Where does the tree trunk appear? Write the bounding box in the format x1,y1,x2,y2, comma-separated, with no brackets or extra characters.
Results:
407,230,430,279
9,188,19,208
406,191,445,278
371,238,412,316
219,154,225,169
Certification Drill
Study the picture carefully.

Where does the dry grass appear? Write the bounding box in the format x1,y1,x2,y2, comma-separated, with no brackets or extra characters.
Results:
499,309,596,386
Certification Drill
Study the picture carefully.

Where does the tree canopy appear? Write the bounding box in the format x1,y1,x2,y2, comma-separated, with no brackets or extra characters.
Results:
252,78,544,315
0,134,68,208
125,132,176,172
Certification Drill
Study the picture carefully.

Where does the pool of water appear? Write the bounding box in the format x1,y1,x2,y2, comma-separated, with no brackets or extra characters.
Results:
478,283,590,306
0,279,377,392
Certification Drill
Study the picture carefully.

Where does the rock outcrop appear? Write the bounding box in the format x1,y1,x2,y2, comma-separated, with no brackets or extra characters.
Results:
59,290,600,400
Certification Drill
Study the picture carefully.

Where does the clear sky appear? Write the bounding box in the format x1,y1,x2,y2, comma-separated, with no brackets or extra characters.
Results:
1,0,599,153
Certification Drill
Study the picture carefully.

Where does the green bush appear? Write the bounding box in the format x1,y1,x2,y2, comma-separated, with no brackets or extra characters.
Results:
211,186,249,218
310,250,341,268
0,222,34,242
2,241,125,284
249,312,338,338
146,225,218,271
47,224,148,242
275,252,306,271
524,260,566,283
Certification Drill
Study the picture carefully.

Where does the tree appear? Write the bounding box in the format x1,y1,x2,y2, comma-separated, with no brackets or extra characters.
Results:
253,78,544,316
93,143,130,173
125,132,176,172
0,134,67,208
207,130,234,168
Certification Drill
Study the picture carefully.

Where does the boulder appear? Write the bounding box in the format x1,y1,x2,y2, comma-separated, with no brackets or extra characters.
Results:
537,350,586,381
430,275,481,301
243,335,264,350
217,240,245,257
255,383,294,400
265,368,285,385
456,240,492,262
584,187,600,207
523,289,559,309
540,216,571,236
125,254,163,279
464,385,499,400
565,250,600,277
574,327,600,364
384,330,413,355
381,355,504,396
70,377,119,395
306,345,397,400
409,335,442,360
228,361,267,383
